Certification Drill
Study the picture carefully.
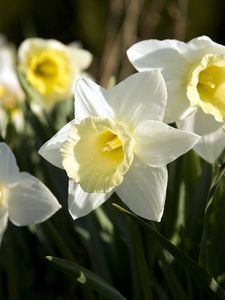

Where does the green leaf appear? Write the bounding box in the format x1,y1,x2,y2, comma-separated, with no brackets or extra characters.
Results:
46,256,126,300
208,162,225,204
75,210,114,284
130,222,153,300
112,203,225,300
186,161,212,241
17,68,41,104
159,252,190,300
43,221,76,262
199,162,225,273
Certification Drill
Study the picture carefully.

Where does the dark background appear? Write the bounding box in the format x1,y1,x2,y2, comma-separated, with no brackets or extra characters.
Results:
1,0,225,85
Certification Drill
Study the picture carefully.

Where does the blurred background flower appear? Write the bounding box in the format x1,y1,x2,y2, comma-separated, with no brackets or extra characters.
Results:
18,38,92,109
0,142,61,246
0,35,25,138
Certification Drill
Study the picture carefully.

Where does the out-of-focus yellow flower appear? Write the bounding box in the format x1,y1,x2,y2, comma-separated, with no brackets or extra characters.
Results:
18,38,92,109
0,36,25,137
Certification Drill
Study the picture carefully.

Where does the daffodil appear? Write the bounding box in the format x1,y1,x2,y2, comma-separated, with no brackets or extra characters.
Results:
39,71,200,221
0,37,25,137
18,38,92,109
0,142,61,246
127,36,225,163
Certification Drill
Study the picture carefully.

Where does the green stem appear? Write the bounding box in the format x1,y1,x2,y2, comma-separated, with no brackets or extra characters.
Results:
131,222,153,300
5,226,20,300
43,220,76,262
199,162,225,271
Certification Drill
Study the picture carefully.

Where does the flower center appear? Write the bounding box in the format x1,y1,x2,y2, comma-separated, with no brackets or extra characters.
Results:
26,49,72,96
198,71,215,89
187,54,225,122
102,135,123,152
60,117,135,193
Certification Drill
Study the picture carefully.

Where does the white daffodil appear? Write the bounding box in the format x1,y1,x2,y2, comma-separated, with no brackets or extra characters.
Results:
0,142,61,246
18,38,92,109
127,36,225,163
39,71,200,221
0,37,25,137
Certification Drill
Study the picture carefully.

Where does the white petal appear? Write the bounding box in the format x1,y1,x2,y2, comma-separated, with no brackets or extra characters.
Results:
163,80,196,124
134,120,200,167
69,47,93,71
127,39,188,80
187,36,217,48
194,128,225,163
0,206,8,246
108,70,167,127
177,109,225,163
186,36,225,58
7,172,61,226
74,78,114,120
0,108,8,138
0,49,24,98
127,40,198,123
177,109,222,136
0,142,20,185
68,180,113,220
11,109,24,133
18,38,68,63
116,159,168,221
0,45,16,78
38,120,75,168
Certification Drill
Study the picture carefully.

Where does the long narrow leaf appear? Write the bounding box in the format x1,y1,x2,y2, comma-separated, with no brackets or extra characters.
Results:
46,256,126,300
199,162,225,272
112,203,225,300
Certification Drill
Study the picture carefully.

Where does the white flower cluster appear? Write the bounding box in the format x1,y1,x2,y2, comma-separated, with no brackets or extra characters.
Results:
0,36,93,246
39,36,225,222
0,35,224,240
